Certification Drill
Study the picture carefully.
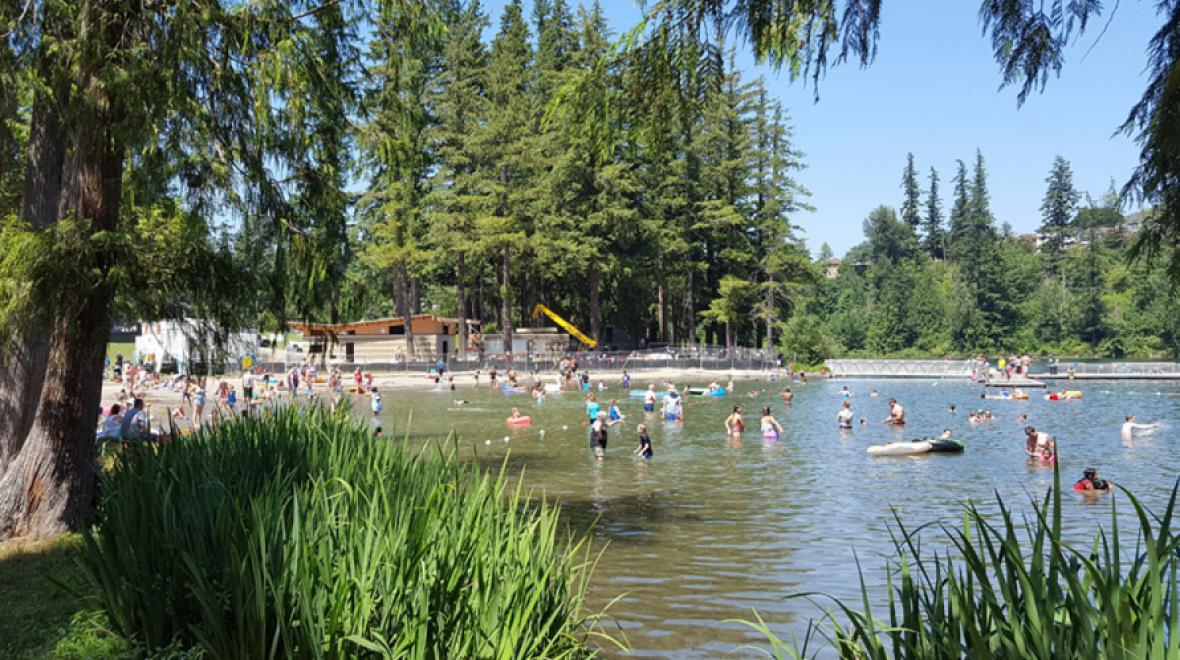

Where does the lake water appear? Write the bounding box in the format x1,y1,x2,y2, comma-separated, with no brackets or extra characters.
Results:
376,376,1180,657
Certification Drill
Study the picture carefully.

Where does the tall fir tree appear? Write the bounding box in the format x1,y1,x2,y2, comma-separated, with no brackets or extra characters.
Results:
923,167,945,259
900,152,922,229
1039,155,1080,274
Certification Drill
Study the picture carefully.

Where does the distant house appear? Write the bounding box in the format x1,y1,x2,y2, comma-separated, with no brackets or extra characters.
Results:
135,319,259,373
289,315,482,363
822,257,842,279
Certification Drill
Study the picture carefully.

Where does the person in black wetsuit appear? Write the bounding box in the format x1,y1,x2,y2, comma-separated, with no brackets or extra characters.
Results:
633,423,652,459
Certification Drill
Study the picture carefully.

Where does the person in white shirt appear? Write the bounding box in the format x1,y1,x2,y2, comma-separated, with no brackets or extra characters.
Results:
1121,414,1160,439
837,400,853,429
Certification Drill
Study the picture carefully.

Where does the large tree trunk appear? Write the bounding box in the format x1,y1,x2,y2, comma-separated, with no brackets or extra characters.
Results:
500,246,513,357
410,277,422,315
0,77,69,467
395,262,414,360
588,266,601,344
656,256,666,343
765,285,775,351
684,270,695,346
0,50,125,539
456,251,467,362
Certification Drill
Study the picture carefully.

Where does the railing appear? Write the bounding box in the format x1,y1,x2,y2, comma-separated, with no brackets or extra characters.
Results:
255,346,782,374
1040,361,1180,376
825,359,977,379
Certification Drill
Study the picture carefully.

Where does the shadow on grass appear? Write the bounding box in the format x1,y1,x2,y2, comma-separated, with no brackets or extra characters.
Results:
0,535,127,659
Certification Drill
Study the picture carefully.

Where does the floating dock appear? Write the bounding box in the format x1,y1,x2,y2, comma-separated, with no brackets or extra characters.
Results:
824,359,1180,381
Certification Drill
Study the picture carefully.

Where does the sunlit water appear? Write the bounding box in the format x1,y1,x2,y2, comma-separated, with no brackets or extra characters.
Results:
372,376,1180,657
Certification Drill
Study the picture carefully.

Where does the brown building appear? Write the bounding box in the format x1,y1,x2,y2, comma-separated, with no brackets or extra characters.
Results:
289,315,481,362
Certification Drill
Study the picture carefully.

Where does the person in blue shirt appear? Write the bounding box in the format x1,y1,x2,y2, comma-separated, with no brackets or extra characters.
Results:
607,399,623,425
586,393,601,421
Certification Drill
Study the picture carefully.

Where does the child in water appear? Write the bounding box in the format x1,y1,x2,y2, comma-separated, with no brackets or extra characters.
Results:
760,407,784,442
633,423,652,459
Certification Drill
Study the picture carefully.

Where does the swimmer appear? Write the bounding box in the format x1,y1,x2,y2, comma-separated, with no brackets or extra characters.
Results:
1074,467,1111,494
780,387,793,404
948,404,956,413
838,385,851,400
725,405,745,440
1121,414,1160,439
453,399,469,406
508,406,524,421
661,390,683,422
586,393,601,423
882,398,905,426
1023,426,1055,459
836,400,853,429
1018,413,1028,423
590,412,608,462
1039,446,1055,464
633,423,652,459
869,389,879,398
607,399,624,426
859,417,868,426
643,385,657,413
760,407,784,442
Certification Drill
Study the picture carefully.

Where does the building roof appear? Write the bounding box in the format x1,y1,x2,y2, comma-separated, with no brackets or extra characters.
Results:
289,315,479,336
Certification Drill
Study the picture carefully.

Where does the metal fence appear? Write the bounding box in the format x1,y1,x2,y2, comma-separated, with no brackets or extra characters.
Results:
255,346,781,374
1041,361,1180,376
825,359,977,379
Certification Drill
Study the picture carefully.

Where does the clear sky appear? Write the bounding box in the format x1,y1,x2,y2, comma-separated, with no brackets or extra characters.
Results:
483,0,1162,257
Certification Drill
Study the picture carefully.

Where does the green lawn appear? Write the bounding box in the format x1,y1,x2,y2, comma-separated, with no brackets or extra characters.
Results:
105,342,135,364
0,536,127,659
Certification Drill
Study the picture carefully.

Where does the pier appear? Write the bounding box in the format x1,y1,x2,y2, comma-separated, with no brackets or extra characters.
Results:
825,359,1180,381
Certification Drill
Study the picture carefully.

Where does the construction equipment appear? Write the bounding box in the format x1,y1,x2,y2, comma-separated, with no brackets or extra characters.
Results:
531,304,598,348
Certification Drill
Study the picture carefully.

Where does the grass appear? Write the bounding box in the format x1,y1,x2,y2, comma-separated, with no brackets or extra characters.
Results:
738,462,1180,658
105,341,134,363
79,405,613,657
0,536,127,659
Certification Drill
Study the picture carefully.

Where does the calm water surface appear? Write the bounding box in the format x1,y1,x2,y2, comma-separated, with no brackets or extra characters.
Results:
376,377,1180,657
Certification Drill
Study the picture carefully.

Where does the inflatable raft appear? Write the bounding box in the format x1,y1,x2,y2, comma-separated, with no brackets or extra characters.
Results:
629,390,669,398
868,438,964,457
506,416,532,426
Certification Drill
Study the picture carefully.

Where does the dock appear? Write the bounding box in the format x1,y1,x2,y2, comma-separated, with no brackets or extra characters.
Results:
824,359,1180,381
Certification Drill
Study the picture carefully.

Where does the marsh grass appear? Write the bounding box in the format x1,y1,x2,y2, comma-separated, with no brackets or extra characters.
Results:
79,406,612,657
739,462,1180,658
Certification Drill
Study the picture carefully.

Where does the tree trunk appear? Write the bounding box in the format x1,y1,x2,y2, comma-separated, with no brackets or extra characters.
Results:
456,251,467,362
765,285,775,351
726,321,733,350
410,277,422,315
500,246,513,357
395,262,414,360
588,266,601,344
684,270,695,346
0,77,69,467
0,50,125,539
656,255,666,342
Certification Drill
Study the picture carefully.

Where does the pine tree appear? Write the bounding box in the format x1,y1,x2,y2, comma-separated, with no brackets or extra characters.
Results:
1039,155,1080,274
426,0,490,360
481,0,534,354
947,159,970,261
900,152,922,229
923,167,945,259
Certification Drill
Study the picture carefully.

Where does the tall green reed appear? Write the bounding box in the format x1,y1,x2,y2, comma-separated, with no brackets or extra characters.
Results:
79,406,607,658
739,462,1180,659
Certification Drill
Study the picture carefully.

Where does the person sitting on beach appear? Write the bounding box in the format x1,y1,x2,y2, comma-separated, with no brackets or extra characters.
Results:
882,398,905,426
119,399,150,442
98,404,123,440
1074,467,1111,494
1121,414,1160,439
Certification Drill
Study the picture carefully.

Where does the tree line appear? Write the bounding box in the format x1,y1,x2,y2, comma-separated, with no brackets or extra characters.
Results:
781,154,1180,364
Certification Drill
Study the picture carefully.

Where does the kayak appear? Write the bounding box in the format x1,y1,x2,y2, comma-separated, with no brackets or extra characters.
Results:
867,441,932,457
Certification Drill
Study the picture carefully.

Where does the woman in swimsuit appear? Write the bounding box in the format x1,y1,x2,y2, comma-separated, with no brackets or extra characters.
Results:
725,405,744,447
760,407,784,442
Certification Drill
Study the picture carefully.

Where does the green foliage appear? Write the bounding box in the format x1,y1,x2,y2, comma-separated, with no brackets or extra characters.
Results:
79,407,606,657
739,466,1180,658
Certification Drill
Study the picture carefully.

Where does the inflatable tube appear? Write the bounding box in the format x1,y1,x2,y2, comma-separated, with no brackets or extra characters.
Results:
629,390,669,398
1065,390,1083,399
543,383,562,393
687,387,707,395
926,439,965,453
867,441,932,457
705,388,727,397
506,416,532,426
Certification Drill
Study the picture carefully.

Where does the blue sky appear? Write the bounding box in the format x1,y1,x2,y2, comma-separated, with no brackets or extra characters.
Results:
483,0,1161,257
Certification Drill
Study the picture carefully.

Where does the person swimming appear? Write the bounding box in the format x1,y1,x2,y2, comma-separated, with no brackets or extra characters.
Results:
760,407,784,442
838,385,851,400
780,387,793,404
1074,467,1111,494
1121,414,1160,439
837,400,853,429
643,385,657,413
882,398,905,425
1024,426,1055,459
661,390,683,421
633,423,652,459
608,399,623,425
725,405,745,439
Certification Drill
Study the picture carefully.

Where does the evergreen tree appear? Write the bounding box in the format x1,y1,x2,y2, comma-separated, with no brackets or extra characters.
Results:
1039,155,1080,274
900,152,922,229
923,167,945,259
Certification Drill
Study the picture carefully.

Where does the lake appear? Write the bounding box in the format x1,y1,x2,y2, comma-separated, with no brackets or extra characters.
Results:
376,375,1179,657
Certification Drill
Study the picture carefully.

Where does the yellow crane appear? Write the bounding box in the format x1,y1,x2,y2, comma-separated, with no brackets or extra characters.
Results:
532,304,598,348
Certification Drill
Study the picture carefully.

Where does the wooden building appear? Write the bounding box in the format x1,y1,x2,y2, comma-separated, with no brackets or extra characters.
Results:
289,315,481,362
